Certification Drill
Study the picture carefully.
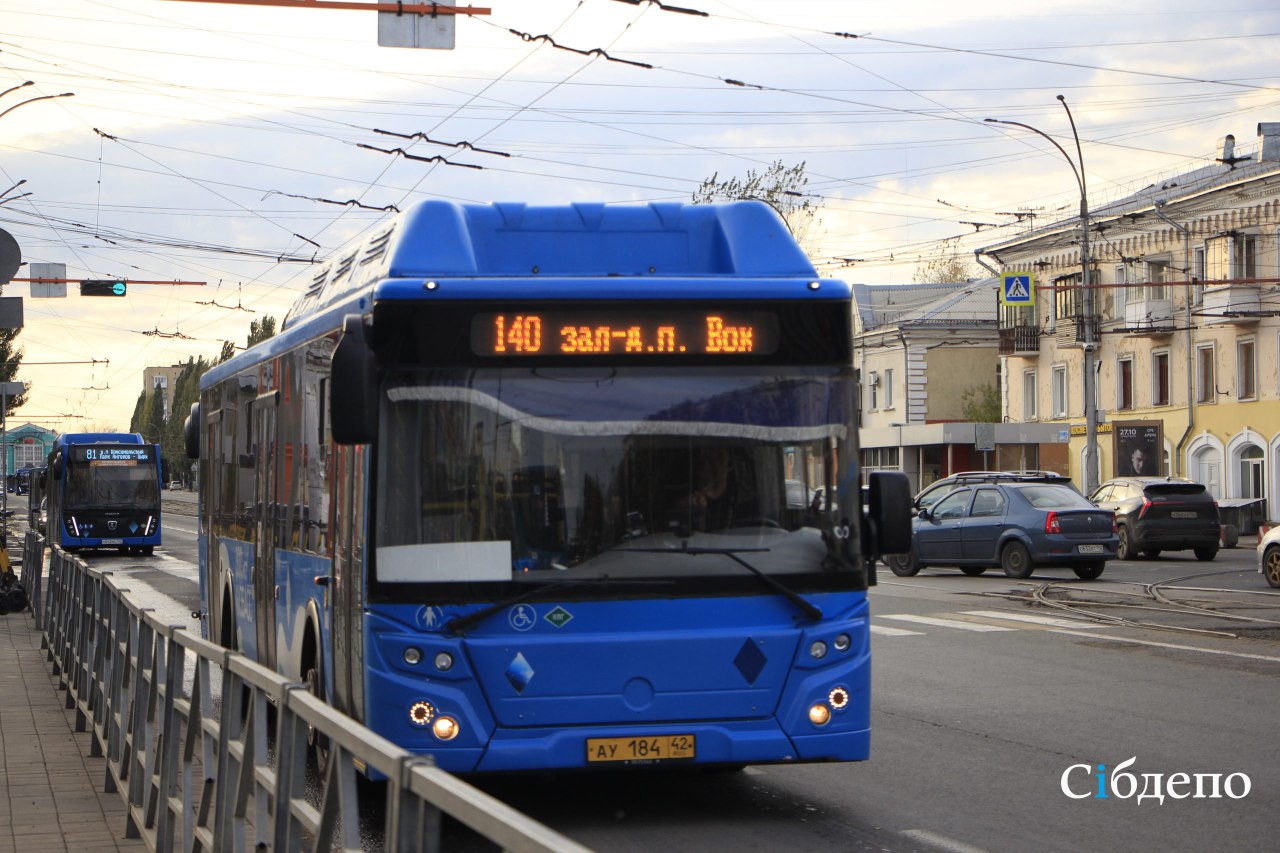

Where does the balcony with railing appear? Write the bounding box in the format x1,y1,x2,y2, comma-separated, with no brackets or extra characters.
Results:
1054,314,1101,349
998,325,1041,354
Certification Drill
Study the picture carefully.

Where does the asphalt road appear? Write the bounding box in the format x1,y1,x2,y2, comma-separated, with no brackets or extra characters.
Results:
23,496,1277,852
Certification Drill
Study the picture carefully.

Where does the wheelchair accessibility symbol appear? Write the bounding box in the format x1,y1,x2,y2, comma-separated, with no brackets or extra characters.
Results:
509,604,536,631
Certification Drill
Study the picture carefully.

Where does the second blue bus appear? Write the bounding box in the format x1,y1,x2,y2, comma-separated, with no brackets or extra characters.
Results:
46,433,163,555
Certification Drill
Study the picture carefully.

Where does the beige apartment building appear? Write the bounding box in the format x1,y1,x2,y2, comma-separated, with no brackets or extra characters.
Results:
978,122,1280,525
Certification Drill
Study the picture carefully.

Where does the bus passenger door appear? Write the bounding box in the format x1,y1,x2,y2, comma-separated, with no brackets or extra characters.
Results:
254,391,279,670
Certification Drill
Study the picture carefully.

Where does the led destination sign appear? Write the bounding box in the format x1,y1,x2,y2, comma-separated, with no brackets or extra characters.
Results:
472,310,779,357
71,446,155,464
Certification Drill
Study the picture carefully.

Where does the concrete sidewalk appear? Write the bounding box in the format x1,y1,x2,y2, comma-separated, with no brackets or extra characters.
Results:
0,607,143,852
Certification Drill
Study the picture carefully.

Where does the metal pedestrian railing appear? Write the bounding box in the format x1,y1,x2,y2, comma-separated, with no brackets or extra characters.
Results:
21,530,590,852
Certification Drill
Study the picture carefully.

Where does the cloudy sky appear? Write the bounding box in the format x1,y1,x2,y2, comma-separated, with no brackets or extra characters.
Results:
2,0,1278,432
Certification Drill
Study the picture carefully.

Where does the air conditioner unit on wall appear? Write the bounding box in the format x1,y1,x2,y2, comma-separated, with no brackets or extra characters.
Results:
869,372,880,386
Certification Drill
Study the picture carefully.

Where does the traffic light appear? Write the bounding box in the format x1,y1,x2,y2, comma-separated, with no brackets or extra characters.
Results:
80,279,127,297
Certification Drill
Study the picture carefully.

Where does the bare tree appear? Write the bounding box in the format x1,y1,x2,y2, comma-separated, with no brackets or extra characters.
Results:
693,160,820,252
915,236,976,283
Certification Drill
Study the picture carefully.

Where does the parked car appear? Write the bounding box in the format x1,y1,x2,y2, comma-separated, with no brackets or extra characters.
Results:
1257,526,1280,588
888,482,1117,580
1088,477,1220,561
36,497,47,536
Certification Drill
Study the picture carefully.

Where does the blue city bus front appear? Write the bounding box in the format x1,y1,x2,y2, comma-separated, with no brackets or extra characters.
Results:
49,435,162,554
351,294,867,773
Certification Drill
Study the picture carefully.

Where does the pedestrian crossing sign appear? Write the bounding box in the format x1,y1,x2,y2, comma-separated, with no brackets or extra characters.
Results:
1000,273,1035,305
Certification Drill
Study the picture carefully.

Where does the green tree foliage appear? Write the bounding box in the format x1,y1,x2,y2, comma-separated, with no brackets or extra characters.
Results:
915,236,976,283
128,357,213,486
0,326,27,415
217,314,276,365
693,160,819,251
247,315,277,348
961,382,1002,423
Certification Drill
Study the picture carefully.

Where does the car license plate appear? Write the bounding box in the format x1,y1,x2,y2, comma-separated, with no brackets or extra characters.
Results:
1171,511,1197,519
586,734,695,763
1078,544,1104,554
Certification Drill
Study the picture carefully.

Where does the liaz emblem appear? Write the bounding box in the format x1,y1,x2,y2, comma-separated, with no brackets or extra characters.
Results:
544,606,574,628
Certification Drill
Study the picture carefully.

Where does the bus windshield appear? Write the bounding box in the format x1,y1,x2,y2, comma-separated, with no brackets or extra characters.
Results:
66,460,161,509
374,366,857,589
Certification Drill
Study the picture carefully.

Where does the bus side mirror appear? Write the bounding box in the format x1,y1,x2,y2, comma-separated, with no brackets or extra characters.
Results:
862,471,912,558
331,314,378,445
184,401,201,460
51,452,64,481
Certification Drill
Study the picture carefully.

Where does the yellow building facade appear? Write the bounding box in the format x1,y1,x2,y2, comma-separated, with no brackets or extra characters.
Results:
980,123,1280,523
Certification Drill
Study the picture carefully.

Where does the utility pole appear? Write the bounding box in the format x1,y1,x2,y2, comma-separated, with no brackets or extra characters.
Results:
985,96,1099,493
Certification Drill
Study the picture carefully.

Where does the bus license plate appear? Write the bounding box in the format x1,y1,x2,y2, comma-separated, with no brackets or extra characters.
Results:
1078,544,1104,554
101,539,123,545
586,734,695,763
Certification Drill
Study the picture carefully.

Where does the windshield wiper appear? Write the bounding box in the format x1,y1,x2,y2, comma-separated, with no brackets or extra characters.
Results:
445,575,673,636
616,543,823,623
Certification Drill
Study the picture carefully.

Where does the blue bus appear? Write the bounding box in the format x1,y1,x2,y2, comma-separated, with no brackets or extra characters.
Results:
46,433,162,555
186,200,909,774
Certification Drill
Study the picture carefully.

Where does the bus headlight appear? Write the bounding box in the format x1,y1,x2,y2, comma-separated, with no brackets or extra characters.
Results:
809,640,828,659
833,633,851,652
432,716,460,741
434,652,454,672
403,647,422,666
808,703,831,726
408,701,434,727
828,687,850,710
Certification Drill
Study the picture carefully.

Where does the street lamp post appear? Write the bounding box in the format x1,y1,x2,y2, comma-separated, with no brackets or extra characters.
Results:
0,83,75,121
985,95,1099,494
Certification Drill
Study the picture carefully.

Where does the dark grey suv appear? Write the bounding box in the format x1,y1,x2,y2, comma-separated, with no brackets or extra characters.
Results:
1088,477,1220,561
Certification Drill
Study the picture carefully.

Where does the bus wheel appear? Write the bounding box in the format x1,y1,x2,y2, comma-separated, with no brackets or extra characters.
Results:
305,661,331,777
142,546,154,556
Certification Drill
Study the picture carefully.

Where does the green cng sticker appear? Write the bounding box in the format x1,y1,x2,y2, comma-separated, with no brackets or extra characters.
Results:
544,606,574,628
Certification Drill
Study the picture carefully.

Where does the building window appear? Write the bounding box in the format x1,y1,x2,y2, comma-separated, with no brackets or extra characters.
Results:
1235,234,1257,280
1196,344,1216,404
869,374,879,411
884,368,894,409
1113,265,1128,318
1023,370,1037,420
1051,365,1068,418
1055,275,1083,320
1146,258,1170,301
1152,350,1170,406
1237,338,1256,400
1116,357,1134,410
1192,246,1205,305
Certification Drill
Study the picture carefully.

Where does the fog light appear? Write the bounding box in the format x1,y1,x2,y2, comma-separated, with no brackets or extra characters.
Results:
403,647,422,666
809,640,828,659
434,652,454,672
432,715,459,741
834,633,851,652
828,686,850,710
808,703,831,726
408,701,434,727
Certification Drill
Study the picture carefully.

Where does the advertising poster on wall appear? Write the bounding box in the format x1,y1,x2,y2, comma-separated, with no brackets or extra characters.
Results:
1114,420,1163,477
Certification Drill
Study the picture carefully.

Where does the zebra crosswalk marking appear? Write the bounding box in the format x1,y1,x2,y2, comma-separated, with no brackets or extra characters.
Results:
961,610,1109,629
877,614,1016,633
871,624,926,637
